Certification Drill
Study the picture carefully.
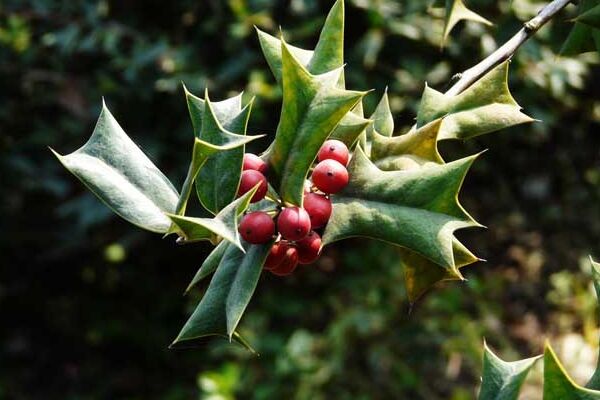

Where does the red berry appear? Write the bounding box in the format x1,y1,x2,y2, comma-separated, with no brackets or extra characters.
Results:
318,139,349,166
264,241,290,270
270,246,299,276
312,159,349,194
243,153,268,174
296,231,322,264
303,192,332,229
277,207,311,241
238,212,275,244
238,170,267,203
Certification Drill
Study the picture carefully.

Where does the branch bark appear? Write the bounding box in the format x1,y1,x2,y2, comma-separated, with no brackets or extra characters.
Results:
445,0,574,96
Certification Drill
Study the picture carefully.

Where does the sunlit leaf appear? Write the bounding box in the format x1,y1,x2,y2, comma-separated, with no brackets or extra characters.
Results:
543,343,600,399
442,0,492,47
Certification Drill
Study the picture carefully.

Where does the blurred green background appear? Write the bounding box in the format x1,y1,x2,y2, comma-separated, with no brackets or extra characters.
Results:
1,0,600,399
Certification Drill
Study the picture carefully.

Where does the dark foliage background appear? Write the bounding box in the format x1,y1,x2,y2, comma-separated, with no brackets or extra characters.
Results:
1,0,599,398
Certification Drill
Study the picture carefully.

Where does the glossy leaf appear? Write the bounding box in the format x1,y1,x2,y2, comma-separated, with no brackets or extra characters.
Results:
442,0,492,47
173,95,263,218
167,185,258,252
330,110,372,148
185,87,255,215
416,61,533,141
52,101,179,233
478,342,540,400
171,242,272,349
371,118,444,171
543,343,600,399
367,89,394,137
267,39,365,206
185,241,230,294
322,145,481,275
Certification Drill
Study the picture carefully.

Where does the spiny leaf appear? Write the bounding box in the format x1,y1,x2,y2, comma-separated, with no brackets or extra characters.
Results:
330,111,373,148
575,3,600,30
417,61,534,141
267,39,365,206
185,87,255,215
586,257,600,389
322,145,481,274
52,101,179,233
561,0,600,56
402,237,479,303
185,241,230,294
477,342,541,400
167,185,258,252
173,95,263,219
543,343,600,399
170,241,272,349
371,118,444,171
367,89,394,137
442,0,492,47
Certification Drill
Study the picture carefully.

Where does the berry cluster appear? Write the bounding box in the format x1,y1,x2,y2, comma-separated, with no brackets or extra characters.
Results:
237,139,350,276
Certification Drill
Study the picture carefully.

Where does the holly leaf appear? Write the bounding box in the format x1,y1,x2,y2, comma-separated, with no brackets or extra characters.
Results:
52,101,179,233
561,0,600,56
185,241,230,294
586,257,600,389
330,110,373,148
322,145,481,276
167,185,258,252
442,0,492,47
367,89,394,137
185,87,255,215
576,3,600,30
371,118,444,171
416,61,534,141
170,241,272,349
173,94,263,219
543,343,600,399
478,342,541,400
267,39,365,206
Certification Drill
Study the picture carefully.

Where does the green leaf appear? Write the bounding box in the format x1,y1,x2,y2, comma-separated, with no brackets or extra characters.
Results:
416,61,534,141
167,185,258,252
543,343,600,399
367,89,394,137
402,237,479,303
185,241,230,294
371,118,444,171
173,94,263,219
561,0,600,56
477,342,540,400
322,145,481,275
185,87,256,215
171,241,272,349
51,101,179,233
577,3,600,29
586,257,600,389
330,110,373,148
267,39,365,206
256,0,345,85
442,0,492,47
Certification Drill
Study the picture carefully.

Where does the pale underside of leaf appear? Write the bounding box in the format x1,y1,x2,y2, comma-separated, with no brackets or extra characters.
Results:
52,101,179,233
417,61,534,141
477,342,541,400
323,145,481,273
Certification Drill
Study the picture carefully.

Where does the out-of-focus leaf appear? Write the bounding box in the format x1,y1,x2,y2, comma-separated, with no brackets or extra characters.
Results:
171,241,272,349
322,145,481,277
167,185,258,252
477,342,540,400
52,101,179,233
185,88,255,215
576,3,600,30
586,257,600,389
417,61,534,140
561,0,600,56
543,343,600,399
267,40,365,206
442,0,492,47
185,241,230,294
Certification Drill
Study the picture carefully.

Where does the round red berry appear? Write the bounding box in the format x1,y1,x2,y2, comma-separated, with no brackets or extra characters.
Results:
303,192,332,229
318,139,349,166
242,153,268,174
296,231,322,264
270,246,299,276
277,206,311,241
238,211,275,244
238,170,268,203
264,241,290,270
312,159,349,194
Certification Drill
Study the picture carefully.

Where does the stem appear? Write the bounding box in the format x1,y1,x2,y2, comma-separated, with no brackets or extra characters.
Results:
445,0,573,96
